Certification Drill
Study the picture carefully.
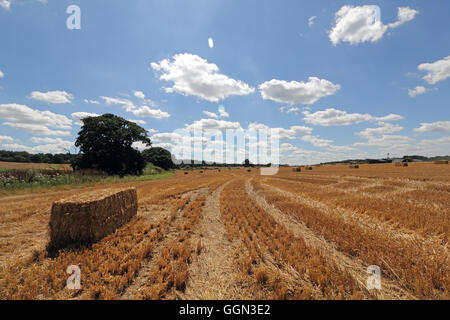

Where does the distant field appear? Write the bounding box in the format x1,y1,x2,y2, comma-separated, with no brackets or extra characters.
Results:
0,162,72,170
0,163,448,300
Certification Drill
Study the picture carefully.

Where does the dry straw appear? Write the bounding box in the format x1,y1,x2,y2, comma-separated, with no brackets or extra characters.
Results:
48,188,138,251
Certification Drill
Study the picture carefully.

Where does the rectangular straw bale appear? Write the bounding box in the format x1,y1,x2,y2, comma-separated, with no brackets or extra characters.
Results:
48,188,137,251
434,160,449,164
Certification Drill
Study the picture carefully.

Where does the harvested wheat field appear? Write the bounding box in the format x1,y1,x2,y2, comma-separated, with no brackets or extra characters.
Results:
0,163,449,300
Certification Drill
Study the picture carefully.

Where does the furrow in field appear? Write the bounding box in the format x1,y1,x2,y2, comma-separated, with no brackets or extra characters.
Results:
180,180,254,299
262,176,448,237
245,178,413,300
252,179,449,299
219,178,365,300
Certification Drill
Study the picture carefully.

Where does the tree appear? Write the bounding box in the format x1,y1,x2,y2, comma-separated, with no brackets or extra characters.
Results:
72,114,151,175
142,147,174,170
244,159,250,167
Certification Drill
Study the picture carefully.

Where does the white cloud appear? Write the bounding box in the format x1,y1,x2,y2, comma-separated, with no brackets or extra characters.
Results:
203,110,229,118
29,137,71,145
301,135,355,152
83,99,100,104
388,7,419,29
30,90,74,104
151,132,183,144
308,16,316,27
3,138,74,154
3,123,71,136
0,0,10,10
281,106,299,114
303,108,403,126
219,111,229,118
133,91,145,100
353,134,414,148
128,119,146,126
248,122,312,140
408,86,433,98
151,53,255,102
71,112,100,125
0,135,13,142
414,121,450,133
259,77,340,105
101,96,136,110
356,122,403,139
417,55,450,84
208,38,214,49
329,6,418,45
203,110,219,118
0,69,4,78
0,103,72,136
101,95,170,119
185,118,242,131
132,106,170,119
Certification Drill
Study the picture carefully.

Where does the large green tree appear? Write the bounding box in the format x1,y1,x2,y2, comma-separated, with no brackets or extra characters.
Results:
142,147,175,170
72,114,151,175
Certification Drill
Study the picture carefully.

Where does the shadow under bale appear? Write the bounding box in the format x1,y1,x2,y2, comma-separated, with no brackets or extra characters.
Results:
47,188,137,255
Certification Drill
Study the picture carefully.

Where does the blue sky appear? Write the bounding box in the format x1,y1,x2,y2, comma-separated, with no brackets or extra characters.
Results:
0,0,449,164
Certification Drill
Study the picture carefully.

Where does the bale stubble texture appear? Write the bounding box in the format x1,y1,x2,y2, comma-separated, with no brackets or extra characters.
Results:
48,188,138,251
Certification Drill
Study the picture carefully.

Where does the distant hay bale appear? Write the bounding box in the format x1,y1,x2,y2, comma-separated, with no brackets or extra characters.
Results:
395,162,408,167
184,171,189,174
305,166,312,170
247,169,251,172
199,170,203,173
434,160,449,164
349,165,359,168
294,167,301,172
48,188,137,251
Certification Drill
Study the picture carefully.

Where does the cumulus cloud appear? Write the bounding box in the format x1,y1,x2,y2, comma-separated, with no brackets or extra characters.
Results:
280,106,299,114
0,0,10,10
388,7,420,29
128,119,146,126
3,138,74,154
101,96,135,110
0,69,4,78
353,134,414,148
408,86,434,98
259,77,340,105
30,90,74,104
203,110,229,119
301,135,355,152
414,121,450,133
101,95,170,119
133,91,145,100
329,6,418,45
417,55,450,84
248,122,312,140
308,16,316,27
83,99,100,104
132,106,170,119
356,122,403,139
71,112,100,125
3,123,71,136
0,103,72,135
203,111,219,118
151,132,183,144
151,53,255,102
303,108,403,126
185,118,242,131
0,135,13,142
